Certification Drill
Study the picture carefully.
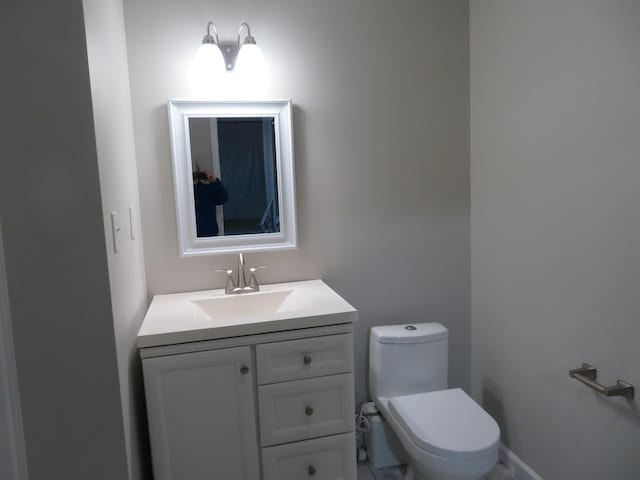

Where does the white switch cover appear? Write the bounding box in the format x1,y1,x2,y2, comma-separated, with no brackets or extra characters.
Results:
128,206,135,241
110,212,120,254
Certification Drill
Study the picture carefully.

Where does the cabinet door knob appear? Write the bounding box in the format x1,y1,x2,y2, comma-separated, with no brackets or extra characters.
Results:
308,465,316,476
240,365,249,375
305,406,314,416
303,355,312,365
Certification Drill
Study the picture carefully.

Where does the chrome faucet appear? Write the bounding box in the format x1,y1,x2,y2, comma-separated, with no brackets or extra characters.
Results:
215,253,267,294
237,252,248,290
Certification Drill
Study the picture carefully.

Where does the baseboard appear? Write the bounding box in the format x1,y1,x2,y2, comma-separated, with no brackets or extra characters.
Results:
499,444,543,480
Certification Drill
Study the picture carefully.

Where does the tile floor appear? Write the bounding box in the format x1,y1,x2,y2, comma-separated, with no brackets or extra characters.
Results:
357,462,515,480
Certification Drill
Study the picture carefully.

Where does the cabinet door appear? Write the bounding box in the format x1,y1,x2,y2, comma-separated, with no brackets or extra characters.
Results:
143,346,259,480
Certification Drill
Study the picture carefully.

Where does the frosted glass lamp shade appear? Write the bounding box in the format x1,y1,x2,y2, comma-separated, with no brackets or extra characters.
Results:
189,43,226,92
235,43,267,79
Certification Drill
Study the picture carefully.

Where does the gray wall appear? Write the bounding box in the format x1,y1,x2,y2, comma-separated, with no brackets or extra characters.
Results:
470,1,640,478
123,0,470,403
82,1,150,479
0,0,130,479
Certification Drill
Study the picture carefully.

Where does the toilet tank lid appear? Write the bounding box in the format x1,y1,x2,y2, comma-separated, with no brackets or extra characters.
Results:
371,323,448,344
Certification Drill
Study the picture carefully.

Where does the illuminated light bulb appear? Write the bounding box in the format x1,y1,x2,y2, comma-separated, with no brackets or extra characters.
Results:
189,22,226,96
236,43,267,79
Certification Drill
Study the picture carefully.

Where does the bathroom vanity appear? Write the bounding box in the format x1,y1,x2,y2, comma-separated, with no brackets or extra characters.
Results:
137,280,357,480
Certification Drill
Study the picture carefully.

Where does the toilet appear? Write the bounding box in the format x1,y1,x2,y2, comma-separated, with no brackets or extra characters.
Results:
369,323,500,480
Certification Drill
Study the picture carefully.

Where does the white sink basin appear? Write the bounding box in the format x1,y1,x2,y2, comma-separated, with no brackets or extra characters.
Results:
191,290,294,321
137,280,357,348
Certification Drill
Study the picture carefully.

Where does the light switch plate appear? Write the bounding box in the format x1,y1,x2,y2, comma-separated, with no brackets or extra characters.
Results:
110,211,120,254
129,207,135,241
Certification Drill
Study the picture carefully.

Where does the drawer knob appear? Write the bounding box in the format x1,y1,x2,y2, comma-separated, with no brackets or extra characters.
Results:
305,406,314,416
240,365,249,375
303,355,312,365
308,465,316,476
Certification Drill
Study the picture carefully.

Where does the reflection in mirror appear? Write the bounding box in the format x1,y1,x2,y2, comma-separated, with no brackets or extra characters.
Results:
188,117,279,237
168,100,296,256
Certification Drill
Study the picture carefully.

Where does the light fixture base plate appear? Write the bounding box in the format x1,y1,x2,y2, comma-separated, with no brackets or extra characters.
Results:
219,42,239,71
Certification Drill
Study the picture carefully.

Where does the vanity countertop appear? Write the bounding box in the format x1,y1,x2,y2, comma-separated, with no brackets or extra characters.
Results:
137,279,357,348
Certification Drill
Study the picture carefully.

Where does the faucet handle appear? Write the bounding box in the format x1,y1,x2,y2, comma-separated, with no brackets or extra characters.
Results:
214,268,234,279
214,268,237,293
247,265,268,290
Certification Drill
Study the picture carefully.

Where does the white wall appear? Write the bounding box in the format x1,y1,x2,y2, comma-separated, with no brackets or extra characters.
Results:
0,1,130,479
471,1,640,478
123,0,471,404
82,1,150,479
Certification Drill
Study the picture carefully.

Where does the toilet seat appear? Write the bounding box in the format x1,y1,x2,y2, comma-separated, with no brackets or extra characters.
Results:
388,388,500,461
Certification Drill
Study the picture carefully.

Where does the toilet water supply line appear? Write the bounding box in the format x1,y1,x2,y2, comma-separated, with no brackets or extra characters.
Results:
355,403,372,433
355,403,372,462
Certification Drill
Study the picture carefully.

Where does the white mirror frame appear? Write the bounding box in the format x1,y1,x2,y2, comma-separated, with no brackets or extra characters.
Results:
168,99,297,256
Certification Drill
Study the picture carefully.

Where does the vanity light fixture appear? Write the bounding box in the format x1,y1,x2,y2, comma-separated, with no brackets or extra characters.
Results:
190,20,267,92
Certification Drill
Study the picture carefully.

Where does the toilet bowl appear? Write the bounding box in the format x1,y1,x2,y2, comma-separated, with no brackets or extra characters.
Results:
369,323,500,480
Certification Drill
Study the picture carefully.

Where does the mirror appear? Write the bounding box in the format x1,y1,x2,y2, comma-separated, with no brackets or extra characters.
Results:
168,100,297,255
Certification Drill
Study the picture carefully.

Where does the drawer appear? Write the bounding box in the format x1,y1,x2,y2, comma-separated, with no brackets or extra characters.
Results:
256,334,353,384
258,373,354,446
262,432,356,480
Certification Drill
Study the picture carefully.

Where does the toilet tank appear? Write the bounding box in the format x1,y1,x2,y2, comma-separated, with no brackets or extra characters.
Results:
369,323,448,402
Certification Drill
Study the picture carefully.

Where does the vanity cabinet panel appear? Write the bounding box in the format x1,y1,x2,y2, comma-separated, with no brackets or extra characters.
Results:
256,333,354,384
262,432,357,480
142,346,259,480
258,373,355,446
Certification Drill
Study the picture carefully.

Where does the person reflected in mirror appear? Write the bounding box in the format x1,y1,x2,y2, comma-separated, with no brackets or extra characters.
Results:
193,169,228,236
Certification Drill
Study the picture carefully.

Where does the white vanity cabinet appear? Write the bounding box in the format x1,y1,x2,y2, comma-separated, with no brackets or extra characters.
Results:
141,325,357,480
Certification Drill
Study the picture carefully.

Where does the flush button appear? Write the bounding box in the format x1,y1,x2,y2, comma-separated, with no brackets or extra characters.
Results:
405,325,417,331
